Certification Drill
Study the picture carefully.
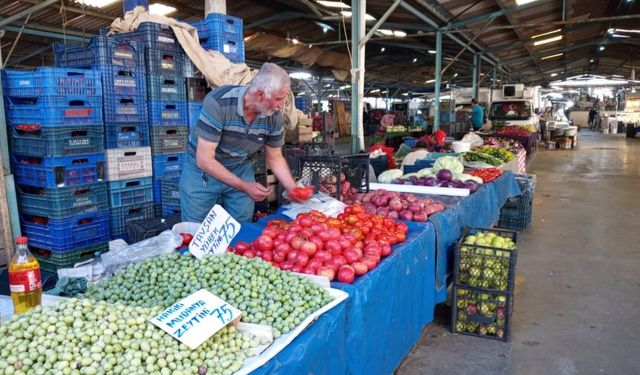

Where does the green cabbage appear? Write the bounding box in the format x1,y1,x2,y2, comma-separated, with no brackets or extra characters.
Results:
378,169,403,184
433,156,464,175
416,168,434,177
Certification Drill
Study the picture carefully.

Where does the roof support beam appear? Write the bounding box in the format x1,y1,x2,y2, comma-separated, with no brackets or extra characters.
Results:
17,0,114,21
2,25,89,42
360,0,403,47
0,0,58,28
441,0,554,31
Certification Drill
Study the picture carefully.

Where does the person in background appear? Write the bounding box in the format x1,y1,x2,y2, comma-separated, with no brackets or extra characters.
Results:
470,98,485,131
588,107,598,131
401,141,430,172
179,63,301,224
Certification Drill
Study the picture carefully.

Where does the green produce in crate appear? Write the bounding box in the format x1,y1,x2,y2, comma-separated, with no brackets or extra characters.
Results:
83,253,334,338
0,298,264,374
458,231,515,291
462,151,503,166
474,146,515,162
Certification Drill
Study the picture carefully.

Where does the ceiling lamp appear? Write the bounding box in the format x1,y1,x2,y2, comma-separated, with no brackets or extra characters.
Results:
540,53,563,60
599,46,605,51
531,28,562,39
533,35,563,46
377,29,394,36
316,1,351,8
428,50,437,54
515,0,540,4
149,3,176,16
289,72,312,80
393,31,407,37
340,11,376,21
74,0,118,7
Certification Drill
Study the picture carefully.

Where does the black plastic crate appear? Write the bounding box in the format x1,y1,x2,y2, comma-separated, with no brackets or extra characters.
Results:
283,142,332,177
33,243,108,272
497,204,533,231
503,174,536,209
451,286,513,341
147,75,187,102
145,48,186,76
110,202,155,239
126,215,181,244
150,125,188,154
298,153,369,200
16,183,108,219
454,227,518,292
116,22,181,51
54,32,144,69
9,124,104,157
105,122,150,148
186,77,209,102
369,155,387,177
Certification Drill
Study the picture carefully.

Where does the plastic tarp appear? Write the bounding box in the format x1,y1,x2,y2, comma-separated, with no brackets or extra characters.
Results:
245,215,437,375
427,171,521,303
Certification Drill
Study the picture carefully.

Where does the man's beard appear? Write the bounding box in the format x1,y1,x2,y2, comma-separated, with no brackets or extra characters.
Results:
255,101,278,117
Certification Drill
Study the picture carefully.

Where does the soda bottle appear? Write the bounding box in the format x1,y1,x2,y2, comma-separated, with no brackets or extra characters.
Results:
8,237,42,314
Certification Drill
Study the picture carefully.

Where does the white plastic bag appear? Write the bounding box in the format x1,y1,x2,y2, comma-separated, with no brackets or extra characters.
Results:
461,132,484,148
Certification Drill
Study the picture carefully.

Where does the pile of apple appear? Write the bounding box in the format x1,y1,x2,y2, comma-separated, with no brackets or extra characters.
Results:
457,231,516,291
229,205,408,283
454,287,510,339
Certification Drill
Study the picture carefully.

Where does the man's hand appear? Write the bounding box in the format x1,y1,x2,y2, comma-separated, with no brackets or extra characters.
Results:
243,182,271,201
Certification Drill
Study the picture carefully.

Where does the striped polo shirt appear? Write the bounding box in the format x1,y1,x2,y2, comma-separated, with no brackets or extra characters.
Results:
188,85,284,167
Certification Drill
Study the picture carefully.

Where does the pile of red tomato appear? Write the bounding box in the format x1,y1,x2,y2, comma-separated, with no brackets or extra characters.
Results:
469,168,503,183
229,204,408,283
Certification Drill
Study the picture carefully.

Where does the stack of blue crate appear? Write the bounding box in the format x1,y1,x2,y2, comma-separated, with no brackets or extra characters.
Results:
109,22,189,218
2,67,110,270
55,31,154,241
191,13,245,64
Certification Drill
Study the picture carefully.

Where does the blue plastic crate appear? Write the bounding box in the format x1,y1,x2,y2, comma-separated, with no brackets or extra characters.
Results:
192,13,243,39
295,97,309,111
188,102,202,129
95,65,146,96
152,153,185,179
160,179,180,207
109,202,155,238
404,137,418,148
162,204,181,217
4,95,103,128
152,179,162,205
2,68,102,97
54,32,144,69
200,34,245,63
33,243,108,272
144,48,186,76
148,100,188,126
16,182,108,219
9,125,104,157
11,153,105,188
108,177,153,208
21,209,111,253
150,125,188,155
503,174,536,210
103,94,148,123
147,75,187,102
105,122,150,148
115,22,181,51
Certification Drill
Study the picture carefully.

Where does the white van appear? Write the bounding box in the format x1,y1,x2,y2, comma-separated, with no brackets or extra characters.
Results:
488,84,540,129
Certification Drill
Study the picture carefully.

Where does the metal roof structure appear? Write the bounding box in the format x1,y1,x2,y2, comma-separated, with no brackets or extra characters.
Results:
0,0,639,91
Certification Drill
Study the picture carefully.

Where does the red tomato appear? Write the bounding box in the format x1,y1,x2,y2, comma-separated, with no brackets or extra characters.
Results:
337,265,356,283
254,235,274,252
352,262,369,276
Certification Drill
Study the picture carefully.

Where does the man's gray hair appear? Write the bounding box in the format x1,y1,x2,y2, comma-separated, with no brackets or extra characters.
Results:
248,63,291,96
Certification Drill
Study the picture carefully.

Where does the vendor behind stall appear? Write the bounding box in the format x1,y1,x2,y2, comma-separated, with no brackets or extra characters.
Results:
180,63,301,224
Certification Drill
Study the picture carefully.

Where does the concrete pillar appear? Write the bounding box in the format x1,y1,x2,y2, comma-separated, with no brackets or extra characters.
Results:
351,0,366,152
433,31,442,131
205,0,227,15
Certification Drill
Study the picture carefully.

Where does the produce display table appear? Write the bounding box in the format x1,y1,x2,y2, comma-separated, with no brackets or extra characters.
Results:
245,218,437,375
485,132,539,155
427,171,522,303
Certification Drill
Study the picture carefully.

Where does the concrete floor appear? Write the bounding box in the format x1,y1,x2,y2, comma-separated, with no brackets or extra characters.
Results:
396,132,640,375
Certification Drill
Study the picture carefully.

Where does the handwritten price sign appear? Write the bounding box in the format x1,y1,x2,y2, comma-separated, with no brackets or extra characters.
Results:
150,289,242,350
189,205,241,259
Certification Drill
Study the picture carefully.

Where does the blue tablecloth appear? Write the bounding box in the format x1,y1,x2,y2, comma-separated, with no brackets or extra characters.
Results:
428,171,521,303
233,218,437,375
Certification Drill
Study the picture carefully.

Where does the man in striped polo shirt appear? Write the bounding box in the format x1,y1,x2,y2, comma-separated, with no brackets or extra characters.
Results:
179,63,300,223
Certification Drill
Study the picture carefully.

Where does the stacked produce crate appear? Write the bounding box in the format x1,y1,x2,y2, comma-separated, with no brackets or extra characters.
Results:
451,227,518,341
112,22,189,218
191,13,245,63
498,174,536,230
2,67,110,270
55,31,154,241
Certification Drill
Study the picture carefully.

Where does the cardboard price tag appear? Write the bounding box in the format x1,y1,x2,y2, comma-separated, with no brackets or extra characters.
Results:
189,204,241,259
150,289,242,350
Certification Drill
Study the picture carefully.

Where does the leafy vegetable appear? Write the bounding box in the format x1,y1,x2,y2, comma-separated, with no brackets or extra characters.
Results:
378,169,403,183
433,156,464,174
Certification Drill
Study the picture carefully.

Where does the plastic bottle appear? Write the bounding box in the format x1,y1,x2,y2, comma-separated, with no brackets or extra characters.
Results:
8,237,42,314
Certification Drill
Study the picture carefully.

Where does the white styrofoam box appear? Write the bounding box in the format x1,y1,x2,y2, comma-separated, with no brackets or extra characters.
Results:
106,147,152,181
